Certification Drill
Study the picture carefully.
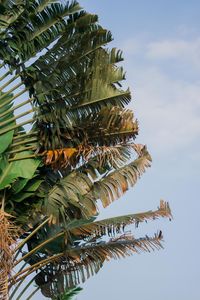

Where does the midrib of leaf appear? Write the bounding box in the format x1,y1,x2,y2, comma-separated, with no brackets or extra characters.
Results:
30,4,81,40
71,90,130,110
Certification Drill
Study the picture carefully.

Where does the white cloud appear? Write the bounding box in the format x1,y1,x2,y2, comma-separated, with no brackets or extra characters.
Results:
146,38,200,69
132,67,200,154
121,37,200,156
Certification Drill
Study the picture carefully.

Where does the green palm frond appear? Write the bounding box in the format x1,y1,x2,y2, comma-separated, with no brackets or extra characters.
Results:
0,1,82,63
43,145,151,223
69,201,171,238
11,201,170,298
0,1,171,299
12,232,163,298
0,1,27,29
0,92,15,154
35,106,138,153
53,287,83,300
89,145,151,208
13,201,170,266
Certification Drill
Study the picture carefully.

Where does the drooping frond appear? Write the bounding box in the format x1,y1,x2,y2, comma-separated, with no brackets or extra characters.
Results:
69,201,172,238
87,145,151,209
13,201,169,266
43,145,151,223
52,287,83,300
14,233,163,298
0,9,132,156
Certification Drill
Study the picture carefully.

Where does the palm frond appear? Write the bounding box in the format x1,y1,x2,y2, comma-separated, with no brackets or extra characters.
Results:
0,1,171,299
53,287,83,300
0,92,15,154
14,233,163,297
89,145,151,208
43,143,134,170
0,1,82,64
43,145,151,223
36,106,138,154
69,201,171,238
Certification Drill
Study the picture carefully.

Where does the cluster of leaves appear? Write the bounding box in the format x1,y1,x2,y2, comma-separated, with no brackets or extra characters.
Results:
0,1,171,299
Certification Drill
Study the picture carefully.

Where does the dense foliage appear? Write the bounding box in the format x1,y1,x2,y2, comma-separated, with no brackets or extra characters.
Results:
0,1,171,299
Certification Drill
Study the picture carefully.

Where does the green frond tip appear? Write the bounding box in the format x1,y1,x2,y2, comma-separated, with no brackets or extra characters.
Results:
54,287,83,300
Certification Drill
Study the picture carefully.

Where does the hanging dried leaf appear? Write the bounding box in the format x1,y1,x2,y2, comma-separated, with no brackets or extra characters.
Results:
43,148,78,169
23,232,164,297
0,210,20,300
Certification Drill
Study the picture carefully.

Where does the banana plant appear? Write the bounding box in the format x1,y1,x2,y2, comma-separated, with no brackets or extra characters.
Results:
0,1,171,299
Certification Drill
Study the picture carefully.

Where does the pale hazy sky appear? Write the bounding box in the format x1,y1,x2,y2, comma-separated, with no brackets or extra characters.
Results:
3,1,199,299
74,1,200,300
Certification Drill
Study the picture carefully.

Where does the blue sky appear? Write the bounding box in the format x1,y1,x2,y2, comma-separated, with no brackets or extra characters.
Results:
1,1,198,299
72,1,200,300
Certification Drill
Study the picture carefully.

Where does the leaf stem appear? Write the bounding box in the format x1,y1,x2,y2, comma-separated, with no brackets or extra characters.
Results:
0,74,20,91
15,218,50,252
25,287,40,300
9,262,29,299
0,98,34,119
10,137,38,148
12,252,64,284
71,91,131,110
14,231,64,266
8,154,42,162
15,277,36,300
0,70,11,82
1,190,6,211
0,109,34,128
13,131,38,141
0,88,28,109
7,145,37,155
0,118,34,135
0,82,24,101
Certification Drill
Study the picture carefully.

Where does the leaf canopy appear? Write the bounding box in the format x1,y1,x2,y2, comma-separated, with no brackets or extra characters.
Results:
0,1,171,299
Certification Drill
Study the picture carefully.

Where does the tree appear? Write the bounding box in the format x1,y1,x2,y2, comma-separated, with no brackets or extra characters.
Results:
0,1,171,299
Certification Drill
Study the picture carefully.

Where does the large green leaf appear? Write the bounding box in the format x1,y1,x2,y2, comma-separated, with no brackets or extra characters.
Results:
0,130,14,154
0,92,15,153
13,192,34,203
0,151,41,190
12,178,44,202
11,178,30,194
12,177,43,194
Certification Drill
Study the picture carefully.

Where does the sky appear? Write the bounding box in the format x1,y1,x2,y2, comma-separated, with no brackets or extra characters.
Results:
71,1,200,300
1,1,199,299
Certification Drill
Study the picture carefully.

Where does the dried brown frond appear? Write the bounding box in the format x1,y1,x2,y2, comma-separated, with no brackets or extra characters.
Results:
43,148,77,169
43,144,125,170
0,210,20,300
42,142,144,171
15,232,163,298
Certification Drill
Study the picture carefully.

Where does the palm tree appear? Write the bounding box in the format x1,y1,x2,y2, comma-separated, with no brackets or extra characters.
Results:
0,1,171,299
